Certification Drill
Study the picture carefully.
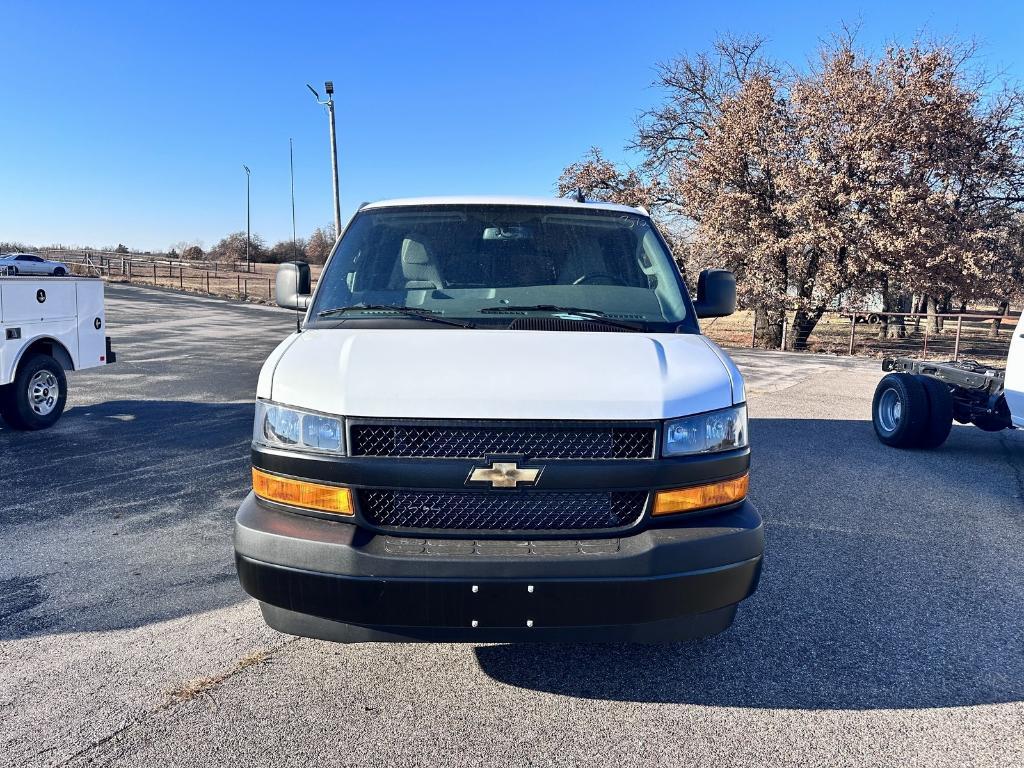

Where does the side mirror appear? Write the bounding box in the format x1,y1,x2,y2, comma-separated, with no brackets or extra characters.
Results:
694,268,736,318
276,261,312,310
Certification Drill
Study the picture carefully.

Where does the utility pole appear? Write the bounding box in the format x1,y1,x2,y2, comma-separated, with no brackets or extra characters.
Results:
307,81,341,237
289,139,297,260
242,164,251,272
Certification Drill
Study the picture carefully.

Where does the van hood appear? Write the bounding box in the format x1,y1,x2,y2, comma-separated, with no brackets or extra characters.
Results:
262,329,742,420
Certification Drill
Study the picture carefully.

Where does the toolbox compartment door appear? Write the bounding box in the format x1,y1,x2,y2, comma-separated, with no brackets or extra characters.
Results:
0,279,78,323
75,280,108,369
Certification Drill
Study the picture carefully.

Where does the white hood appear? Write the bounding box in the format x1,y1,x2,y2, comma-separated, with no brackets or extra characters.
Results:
259,329,742,421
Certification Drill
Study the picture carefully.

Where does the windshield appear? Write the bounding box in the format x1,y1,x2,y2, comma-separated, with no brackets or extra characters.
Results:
307,204,697,332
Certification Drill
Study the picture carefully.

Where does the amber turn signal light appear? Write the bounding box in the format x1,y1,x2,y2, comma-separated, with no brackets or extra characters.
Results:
652,474,749,516
252,468,354,515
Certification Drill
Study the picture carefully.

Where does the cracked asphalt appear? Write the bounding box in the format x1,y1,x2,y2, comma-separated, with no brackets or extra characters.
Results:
2,283,1023,767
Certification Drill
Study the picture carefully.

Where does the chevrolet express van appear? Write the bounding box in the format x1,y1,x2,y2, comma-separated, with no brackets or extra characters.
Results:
234,196,762,642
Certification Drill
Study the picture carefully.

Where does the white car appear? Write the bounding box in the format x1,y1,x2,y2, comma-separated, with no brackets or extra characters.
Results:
0,253,70,276
234,195,762,645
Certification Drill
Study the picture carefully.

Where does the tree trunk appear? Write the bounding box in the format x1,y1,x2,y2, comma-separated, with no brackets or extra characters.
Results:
754,305,784,349
789,306,826,351
912,294,926,334
989,300,1010,338
937,292,952,332
878,279,909,339
926,295,941,335
877,277,891,339
885,314,907,340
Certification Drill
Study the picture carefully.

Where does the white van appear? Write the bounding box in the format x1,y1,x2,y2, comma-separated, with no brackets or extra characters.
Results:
234,196,762,642
0,277,114,429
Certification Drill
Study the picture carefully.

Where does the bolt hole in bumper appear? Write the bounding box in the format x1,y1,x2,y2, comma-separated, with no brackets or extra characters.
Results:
234,493,763,643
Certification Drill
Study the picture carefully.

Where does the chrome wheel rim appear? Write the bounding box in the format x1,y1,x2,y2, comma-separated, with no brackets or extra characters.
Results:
878,388,902,433
28,370,59,416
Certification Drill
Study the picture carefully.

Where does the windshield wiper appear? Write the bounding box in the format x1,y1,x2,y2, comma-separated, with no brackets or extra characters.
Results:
478,304,643,332
317,304,475,328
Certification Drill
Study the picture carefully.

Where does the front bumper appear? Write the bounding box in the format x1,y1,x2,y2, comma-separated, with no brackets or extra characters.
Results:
234,493,763,642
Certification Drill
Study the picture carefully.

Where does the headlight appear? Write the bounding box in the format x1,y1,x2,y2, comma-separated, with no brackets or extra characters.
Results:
253,400,344,454
663,405,748,456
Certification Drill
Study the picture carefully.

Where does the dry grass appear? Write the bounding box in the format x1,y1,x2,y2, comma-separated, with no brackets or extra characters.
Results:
166,648,275,704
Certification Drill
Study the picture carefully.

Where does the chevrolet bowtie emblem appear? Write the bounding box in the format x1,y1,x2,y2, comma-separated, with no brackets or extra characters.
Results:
467,461,542,488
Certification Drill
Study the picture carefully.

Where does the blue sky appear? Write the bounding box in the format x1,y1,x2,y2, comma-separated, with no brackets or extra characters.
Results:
1,0,1021,251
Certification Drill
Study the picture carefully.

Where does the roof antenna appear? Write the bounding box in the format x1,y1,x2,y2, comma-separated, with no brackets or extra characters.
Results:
574,188,586,203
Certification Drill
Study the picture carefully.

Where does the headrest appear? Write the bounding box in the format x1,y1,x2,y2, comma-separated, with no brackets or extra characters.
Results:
401,238,430,265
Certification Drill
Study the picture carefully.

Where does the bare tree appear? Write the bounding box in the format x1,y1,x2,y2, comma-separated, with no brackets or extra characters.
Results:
181,245,205,261
210,232,265,264
268,238,308,264
305,224,337,265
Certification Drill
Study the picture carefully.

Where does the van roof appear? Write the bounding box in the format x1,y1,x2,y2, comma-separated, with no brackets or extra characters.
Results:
360,195,648,216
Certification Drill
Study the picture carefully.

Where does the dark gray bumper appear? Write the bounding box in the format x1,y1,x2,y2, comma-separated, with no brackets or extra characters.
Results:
234,494,763,642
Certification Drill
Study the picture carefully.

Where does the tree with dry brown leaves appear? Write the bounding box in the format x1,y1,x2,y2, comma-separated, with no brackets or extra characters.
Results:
559,33,1024,349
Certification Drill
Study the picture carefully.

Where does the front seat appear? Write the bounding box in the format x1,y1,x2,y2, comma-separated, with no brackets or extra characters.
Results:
401,237,444,289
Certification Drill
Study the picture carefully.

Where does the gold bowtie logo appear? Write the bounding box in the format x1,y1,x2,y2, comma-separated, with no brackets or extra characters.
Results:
468,461,542,488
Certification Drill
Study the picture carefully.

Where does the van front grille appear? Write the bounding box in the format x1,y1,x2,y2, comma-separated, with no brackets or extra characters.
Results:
359,489,648,531
349,422,656,460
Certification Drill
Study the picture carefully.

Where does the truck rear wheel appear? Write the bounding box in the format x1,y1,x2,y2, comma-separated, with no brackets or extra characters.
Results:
872,373,929,448
915,375,954,449
0,354,67,430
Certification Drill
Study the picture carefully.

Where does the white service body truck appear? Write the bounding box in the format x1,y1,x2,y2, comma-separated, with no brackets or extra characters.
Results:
0,276,114,429
234,196,762,643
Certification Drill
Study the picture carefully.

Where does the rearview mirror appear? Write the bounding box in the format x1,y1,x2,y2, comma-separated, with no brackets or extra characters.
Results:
276,261,312,310
693,269,736,318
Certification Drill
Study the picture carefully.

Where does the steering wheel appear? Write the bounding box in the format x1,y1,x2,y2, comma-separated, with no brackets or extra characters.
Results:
572,272,627,286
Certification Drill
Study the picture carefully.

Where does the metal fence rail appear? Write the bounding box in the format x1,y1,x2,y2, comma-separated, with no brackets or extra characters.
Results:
59,253,323,304
703,309,1018,367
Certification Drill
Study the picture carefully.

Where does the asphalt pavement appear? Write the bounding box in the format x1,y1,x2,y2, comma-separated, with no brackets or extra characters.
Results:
1,283,1022,767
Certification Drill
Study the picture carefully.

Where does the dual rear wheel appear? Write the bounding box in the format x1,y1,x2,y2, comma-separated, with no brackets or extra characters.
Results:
872,373,953,449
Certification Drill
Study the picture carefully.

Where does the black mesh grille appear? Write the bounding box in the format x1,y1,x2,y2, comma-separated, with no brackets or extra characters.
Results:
350,423,655,460
359,489,647,531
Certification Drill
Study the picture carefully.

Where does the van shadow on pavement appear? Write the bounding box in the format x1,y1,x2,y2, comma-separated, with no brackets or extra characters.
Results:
475,417,1024,710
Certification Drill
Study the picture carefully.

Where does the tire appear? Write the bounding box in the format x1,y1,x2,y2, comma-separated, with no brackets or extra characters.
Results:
952,400,972,424
915,375,953,449
872,373,930,448
53,267,66,276
0,354,67,430
0,385,10,426
867,314,881,324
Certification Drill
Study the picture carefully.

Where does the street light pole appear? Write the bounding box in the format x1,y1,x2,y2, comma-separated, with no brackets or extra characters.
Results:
289,138,297,260
242,164,251,273
307,81,342,237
